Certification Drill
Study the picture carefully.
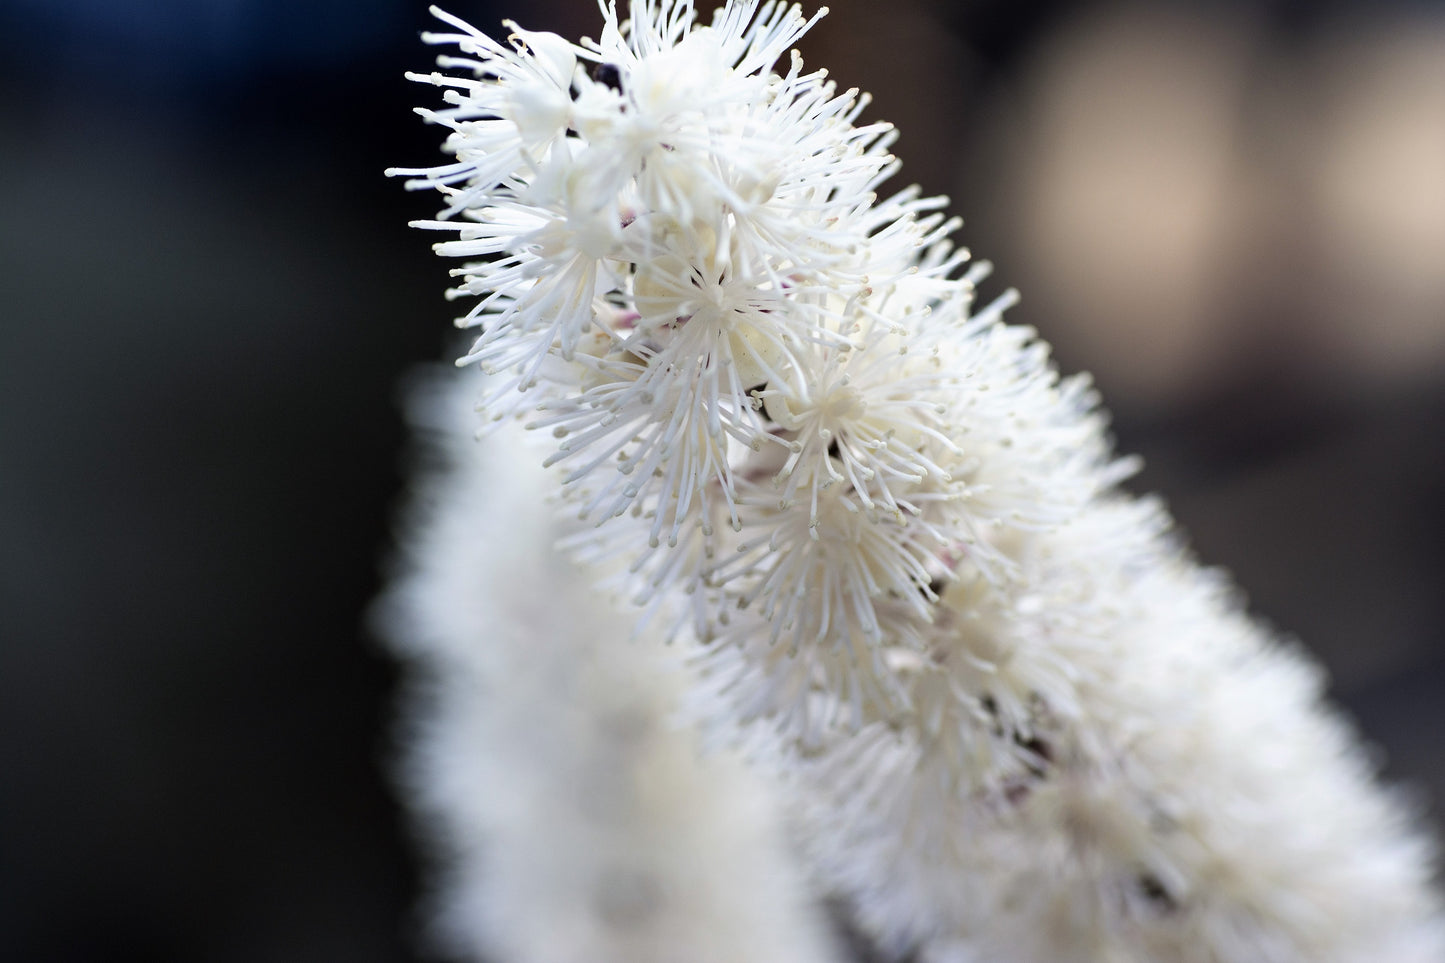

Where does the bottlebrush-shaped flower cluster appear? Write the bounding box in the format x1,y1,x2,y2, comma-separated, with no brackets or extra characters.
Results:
389,0,1132,759
390,3,1445,961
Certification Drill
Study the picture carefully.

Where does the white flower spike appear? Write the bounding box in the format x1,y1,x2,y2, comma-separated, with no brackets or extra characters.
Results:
387,2,1444,961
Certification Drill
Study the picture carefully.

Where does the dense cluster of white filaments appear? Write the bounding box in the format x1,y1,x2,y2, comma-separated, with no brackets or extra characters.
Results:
391,3,1443,961
391,0,1120,723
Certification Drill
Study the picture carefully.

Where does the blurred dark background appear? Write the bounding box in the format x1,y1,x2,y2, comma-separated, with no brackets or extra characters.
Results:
2,1,1442,960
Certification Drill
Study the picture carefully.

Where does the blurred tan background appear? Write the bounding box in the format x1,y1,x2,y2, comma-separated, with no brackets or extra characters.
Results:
2,1,1441,960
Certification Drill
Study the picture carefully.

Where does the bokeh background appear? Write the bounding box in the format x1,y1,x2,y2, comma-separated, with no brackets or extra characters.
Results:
3,0,1443,960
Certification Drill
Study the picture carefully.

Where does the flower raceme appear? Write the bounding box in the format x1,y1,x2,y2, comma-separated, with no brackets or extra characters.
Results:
389,0,1122,737
391,3,1444,961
